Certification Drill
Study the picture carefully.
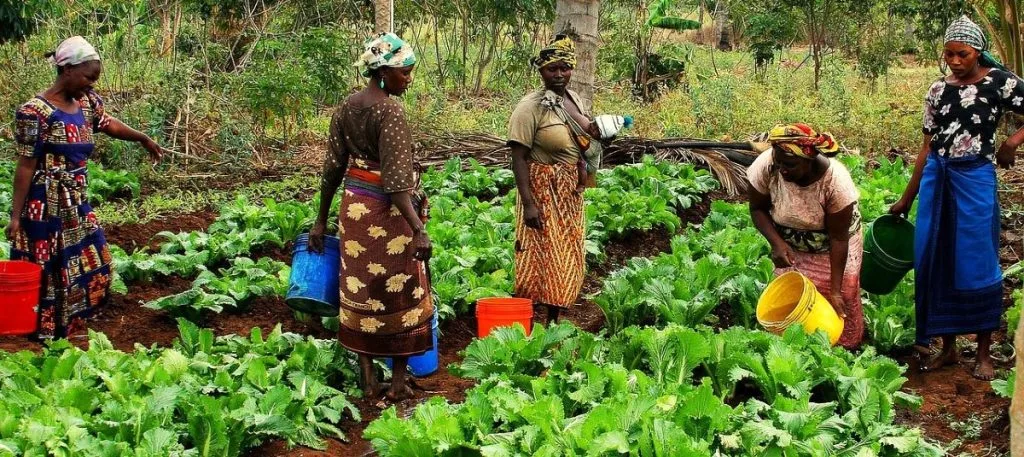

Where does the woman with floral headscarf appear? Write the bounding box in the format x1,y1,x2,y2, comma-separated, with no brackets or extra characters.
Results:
309,32,431,401
748,123,864,348
890,16,1024,380
507,35,598,325
9,36,162,340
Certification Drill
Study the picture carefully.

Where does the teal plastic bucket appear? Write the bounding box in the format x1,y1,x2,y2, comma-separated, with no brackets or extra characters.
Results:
285,234,340,317
860,215,915,295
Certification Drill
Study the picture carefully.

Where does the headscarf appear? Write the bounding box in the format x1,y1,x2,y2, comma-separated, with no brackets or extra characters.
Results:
47,36,100,67
944,15,1008,72
767,123,840,159
353,32,417,77
532,35,576,69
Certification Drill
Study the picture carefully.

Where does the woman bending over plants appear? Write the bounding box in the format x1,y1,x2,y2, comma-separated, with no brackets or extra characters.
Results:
748,123,865,349
8,36,162,340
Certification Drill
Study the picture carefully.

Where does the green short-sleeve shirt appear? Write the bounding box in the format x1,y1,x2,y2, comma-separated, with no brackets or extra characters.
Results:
507,89,590,165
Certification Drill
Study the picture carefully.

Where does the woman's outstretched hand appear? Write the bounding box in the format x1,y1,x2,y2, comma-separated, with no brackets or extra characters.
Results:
828,292,847,319
888,198,911,218
770,243,795,268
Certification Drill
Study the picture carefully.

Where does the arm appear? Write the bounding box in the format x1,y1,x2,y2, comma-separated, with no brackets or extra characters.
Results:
309,112,349,253
890,134,932,216
997,123,1024,169
749,187,793,267
6,157,38,239
824,204,855,318
100,117,162,162
391,192,430,261
511,143,541,229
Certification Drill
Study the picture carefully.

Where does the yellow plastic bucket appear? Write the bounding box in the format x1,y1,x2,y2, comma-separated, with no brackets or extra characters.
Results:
756,271,844,345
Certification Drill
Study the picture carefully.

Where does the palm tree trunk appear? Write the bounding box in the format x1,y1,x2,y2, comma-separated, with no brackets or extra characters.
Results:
555,0,601,108
374,0,393,34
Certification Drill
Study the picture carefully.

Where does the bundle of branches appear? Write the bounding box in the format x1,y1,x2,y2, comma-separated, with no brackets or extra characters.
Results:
416,132,763,195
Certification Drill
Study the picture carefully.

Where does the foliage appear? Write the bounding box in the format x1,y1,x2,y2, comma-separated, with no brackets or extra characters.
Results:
992,367,1016,398
863,279,917,353
87,162,141,204
728,0,799,75
144,257,290,320
0,320,360,455
594,201,772,333
0,0,48,43
367,323,942,456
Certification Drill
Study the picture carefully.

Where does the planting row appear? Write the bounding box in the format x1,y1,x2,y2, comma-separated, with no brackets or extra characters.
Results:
367,323,942,456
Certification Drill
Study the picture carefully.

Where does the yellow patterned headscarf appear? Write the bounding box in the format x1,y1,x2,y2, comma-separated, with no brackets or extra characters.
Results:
532,35,576,69
767,123,840,159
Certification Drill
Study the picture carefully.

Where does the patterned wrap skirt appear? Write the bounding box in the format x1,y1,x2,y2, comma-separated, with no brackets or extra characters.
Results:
775,230,865,349
12,162,112,339
336,163,434,357
514,161,586,308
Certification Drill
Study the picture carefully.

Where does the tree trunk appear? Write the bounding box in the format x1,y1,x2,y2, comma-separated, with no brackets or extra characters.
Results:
555,0,600,108
713,0,730,51
374,0,393,34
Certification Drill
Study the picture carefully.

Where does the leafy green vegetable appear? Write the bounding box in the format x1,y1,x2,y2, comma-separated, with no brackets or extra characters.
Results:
0,320,360,456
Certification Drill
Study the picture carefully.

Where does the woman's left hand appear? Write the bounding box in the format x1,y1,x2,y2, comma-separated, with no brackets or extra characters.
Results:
413,231,432,262
997,141,1017,169
828,292,847,319
141,138,163,164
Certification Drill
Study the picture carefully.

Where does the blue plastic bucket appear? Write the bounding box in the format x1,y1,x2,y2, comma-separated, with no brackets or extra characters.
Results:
285,234,340,317
386,310,439,377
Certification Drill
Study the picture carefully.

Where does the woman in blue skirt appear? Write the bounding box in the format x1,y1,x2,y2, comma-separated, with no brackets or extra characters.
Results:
891,16,1024,380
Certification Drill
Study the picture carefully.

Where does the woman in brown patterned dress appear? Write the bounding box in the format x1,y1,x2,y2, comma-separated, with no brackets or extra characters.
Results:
508,36,593,324
309,33,430,401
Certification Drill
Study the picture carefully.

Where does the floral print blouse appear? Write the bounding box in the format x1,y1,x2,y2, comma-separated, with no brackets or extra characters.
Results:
923,68,1024,159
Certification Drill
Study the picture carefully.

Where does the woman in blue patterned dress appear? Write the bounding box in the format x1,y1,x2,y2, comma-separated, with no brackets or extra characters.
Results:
7,36,162,339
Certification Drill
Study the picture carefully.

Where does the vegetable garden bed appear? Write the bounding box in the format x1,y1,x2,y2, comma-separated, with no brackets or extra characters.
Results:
0,157,1015,456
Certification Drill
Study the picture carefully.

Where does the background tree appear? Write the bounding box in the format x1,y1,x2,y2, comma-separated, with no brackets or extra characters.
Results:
0,0,48,44
972,0,1023,76
778,0,877,89
375,0,393,33
556,0,601,105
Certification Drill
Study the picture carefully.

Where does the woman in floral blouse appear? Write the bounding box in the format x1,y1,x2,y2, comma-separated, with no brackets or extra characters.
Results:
891,16,1024,380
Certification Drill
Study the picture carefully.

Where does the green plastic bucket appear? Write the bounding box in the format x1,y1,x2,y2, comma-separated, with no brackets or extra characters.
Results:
860,215,915,295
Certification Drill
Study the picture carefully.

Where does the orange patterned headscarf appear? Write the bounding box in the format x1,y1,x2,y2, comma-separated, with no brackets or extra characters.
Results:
767,123,840,159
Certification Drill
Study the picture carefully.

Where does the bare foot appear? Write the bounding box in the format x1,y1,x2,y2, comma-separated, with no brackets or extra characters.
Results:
359,356,381,397
973,357,996,381
385,382,415,401
921,348,958,372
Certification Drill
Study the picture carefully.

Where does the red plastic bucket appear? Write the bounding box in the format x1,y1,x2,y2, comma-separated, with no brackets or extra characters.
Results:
0,260,42,336
475,297,533,338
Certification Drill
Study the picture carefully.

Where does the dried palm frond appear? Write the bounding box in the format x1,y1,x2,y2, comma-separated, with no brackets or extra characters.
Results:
415,132,758,195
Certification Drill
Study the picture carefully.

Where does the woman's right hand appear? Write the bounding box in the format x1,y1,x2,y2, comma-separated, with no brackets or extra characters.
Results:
309,220,326,253
5,219,19,241
770,243,795,268
523,204,543,230
889,198,911,218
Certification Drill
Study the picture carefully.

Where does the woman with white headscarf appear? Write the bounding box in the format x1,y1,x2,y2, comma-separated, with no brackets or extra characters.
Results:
8,36,161,340
309,32,430,401
891,16,1024,380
